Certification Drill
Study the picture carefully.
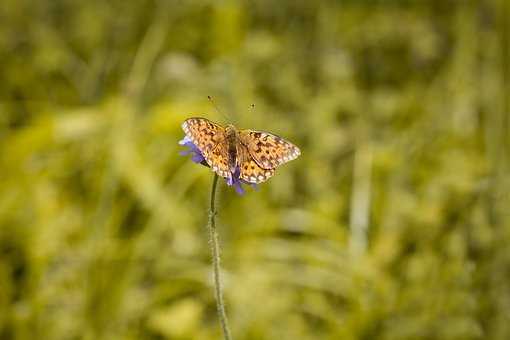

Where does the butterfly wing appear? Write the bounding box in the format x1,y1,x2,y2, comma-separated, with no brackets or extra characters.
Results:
239,130,301,169
207,143,231,178
237,143,275,183
182,117,230,178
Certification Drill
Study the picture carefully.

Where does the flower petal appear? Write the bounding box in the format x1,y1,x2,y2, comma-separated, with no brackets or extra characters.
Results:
233,181,245,195
224,166,252,195
179,135,193,145
179,136,206,164
191,152,205,163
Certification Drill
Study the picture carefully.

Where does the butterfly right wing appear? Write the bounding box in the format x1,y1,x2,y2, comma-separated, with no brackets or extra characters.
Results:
238,130,301,170
182,117,230,178
237,143,275,184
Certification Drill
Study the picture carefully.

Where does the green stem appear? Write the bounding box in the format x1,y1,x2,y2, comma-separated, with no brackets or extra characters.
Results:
208,174,232,340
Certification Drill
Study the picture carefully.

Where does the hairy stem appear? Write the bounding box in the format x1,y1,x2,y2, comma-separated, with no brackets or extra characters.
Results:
208,174,232,340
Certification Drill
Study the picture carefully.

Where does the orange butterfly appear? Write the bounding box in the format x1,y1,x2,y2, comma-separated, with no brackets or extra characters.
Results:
181,118,300,183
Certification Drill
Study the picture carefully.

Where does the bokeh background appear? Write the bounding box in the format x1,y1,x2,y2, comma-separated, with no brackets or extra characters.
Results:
1,1,509,339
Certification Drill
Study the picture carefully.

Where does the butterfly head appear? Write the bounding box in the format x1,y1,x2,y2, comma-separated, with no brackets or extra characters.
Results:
225,124,238,139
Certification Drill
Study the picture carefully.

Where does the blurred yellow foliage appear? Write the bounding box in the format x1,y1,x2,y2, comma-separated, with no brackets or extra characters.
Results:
0,1,509,339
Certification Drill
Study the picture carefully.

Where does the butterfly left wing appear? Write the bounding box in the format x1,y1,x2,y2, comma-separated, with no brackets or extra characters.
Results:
238,130,301,169
182,118,225,156
236,143,275,184
203,143,230,178
182,117,230,178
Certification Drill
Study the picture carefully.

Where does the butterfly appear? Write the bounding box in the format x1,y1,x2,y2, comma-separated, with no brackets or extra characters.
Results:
182,117,301,183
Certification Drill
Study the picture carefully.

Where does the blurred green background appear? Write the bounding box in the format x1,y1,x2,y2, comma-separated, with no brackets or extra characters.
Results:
1,1,509,339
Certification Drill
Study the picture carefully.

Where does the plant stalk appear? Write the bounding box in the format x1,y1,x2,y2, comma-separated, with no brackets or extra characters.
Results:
208,174,232,340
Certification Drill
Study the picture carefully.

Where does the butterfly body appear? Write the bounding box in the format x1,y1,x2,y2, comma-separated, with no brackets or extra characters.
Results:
224,124,240,174
182,118,300,184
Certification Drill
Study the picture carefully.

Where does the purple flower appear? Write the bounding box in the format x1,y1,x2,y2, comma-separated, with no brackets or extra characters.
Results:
226,166,258,195
179,136,257,195
179,136,206,164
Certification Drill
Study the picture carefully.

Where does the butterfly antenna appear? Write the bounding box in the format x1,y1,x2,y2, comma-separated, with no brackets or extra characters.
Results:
208,96,233,123
245,103,256,122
